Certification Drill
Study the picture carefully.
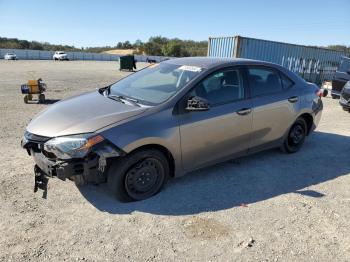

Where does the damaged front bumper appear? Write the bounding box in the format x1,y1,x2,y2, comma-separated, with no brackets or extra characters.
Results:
32,150,99,181
22,133,123,195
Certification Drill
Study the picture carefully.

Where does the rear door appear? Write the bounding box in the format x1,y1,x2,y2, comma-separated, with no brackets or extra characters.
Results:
247,66,300,150
178,67,253,171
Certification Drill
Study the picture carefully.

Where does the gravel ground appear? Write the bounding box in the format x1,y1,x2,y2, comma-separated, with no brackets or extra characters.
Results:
0,60,349,262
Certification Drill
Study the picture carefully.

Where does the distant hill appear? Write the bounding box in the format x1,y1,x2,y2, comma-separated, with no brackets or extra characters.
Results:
103,49,135,55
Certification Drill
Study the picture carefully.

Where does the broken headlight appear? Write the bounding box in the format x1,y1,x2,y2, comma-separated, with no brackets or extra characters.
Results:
44,134,104,160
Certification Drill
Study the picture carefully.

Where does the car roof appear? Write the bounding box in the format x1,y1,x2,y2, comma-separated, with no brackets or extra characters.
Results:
164,56,304,84
164,56,278,69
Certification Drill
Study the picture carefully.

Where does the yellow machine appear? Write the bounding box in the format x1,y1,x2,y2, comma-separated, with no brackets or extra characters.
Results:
21,78,47,104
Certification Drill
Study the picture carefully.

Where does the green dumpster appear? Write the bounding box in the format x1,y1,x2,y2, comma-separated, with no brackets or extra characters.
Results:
119,55,136,71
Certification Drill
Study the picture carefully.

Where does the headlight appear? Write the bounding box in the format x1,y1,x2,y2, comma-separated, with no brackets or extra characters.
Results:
44,134,104,160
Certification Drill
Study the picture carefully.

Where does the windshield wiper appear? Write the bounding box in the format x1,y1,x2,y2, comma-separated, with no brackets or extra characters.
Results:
108,95,140,107
108,95,126,104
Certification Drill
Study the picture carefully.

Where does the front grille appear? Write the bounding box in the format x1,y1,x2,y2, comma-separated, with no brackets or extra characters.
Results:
42,150,57,159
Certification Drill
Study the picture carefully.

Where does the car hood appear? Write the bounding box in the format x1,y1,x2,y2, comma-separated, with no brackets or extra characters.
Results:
26,91,147,137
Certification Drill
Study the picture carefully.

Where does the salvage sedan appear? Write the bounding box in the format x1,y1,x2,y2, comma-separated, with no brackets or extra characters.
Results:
22,57,323,201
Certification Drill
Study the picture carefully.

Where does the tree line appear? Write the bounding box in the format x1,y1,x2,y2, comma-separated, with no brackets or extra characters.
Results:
0,36,349,57
0,36,208,57
0,37,80,52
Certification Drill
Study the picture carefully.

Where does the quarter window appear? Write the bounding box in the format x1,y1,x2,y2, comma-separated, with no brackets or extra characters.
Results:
248,67,283,97
190,68,244,105
280,73,294,89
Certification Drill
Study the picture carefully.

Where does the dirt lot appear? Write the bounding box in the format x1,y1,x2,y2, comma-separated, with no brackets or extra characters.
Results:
0,60,349,262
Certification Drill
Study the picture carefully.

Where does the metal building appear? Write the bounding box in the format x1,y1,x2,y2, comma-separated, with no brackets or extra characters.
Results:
208,36,349,85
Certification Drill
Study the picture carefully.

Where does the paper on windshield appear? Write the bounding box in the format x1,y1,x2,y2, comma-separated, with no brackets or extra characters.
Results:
178,65,202,72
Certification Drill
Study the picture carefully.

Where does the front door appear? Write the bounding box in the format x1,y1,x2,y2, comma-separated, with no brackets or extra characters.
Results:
178,67,253,171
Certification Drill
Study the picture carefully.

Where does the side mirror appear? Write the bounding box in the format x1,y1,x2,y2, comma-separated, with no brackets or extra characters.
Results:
185,96,210,111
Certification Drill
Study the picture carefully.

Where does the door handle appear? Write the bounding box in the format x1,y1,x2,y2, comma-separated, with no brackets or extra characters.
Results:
237,108,252,115
288,96,298,103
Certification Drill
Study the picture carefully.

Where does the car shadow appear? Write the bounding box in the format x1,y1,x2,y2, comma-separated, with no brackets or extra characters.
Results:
43,99,61,104
25,99,60,105
78,131,350,215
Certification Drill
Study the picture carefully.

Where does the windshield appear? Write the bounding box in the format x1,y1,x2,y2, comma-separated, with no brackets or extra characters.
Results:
109,62,203,105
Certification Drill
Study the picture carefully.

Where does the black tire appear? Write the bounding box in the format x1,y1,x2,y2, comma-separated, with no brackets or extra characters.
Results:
322,89,328,97
331,95,338,99
282,118,307,153
107,149,169,202
38,94,45,104
23,95,28,104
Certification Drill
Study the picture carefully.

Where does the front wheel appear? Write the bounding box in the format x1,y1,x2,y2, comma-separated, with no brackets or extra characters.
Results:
282,118,307,153
107,149,169,202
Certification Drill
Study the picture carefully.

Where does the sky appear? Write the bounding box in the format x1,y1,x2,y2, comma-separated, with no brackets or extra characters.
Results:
0,0,349,48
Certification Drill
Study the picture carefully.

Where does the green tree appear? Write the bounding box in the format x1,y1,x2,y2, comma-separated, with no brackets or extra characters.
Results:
143,41,163,56
327,45,350,54
162,40,183,57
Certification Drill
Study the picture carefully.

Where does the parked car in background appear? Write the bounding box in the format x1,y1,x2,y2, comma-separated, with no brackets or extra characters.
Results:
339,80,350,112
53,51,69,61
331,56,350,99
22,57,323,202
4,52,17,60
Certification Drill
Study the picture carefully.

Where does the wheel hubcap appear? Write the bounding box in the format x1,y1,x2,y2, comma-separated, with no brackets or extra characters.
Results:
125,158,162,198
289,124,304,145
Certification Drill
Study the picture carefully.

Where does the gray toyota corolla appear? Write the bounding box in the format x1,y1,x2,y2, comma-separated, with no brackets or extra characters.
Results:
22,57,323,201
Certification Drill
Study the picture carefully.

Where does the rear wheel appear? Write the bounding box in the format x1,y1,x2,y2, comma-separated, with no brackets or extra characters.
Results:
23,95,28,104
282,118,307,153
107,149,169,202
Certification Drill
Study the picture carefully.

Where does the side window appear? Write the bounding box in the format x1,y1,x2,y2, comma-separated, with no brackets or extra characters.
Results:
190,68,244,106
248,67,283,97
280,73,294,89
